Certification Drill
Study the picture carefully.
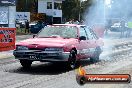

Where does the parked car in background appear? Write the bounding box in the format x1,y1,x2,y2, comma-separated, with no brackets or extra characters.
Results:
29,21,37,28
13,24,104,69
110,22,121,32
30,21,47,34
16,20,25,28
110,22,128,32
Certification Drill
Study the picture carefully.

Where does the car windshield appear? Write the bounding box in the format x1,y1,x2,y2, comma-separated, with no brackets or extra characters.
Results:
38,26,78,38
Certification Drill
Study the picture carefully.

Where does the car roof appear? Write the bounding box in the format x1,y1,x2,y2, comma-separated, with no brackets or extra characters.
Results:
51,24,86,27
46,24,93,30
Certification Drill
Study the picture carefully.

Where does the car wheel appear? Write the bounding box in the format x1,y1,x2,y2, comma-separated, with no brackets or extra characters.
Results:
20,60,32,68
68,50,77,69
90,47,101,63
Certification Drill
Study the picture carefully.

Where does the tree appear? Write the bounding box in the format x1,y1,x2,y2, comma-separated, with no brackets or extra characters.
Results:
16,0,25,11
62,0,92,21
16,0,38,12
31,0,38,13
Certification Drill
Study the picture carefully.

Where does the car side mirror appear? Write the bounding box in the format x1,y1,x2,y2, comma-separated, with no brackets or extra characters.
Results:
33,34,37,38
79,36,86,40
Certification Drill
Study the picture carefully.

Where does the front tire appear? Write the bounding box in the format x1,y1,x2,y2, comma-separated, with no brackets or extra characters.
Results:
68,50,78,69
20,60,32,68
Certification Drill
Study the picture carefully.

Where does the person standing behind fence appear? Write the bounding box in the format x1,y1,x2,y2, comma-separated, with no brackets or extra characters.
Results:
120,20,125,38
25,20,29,33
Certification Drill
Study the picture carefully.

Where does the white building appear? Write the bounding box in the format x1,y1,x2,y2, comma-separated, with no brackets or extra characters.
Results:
38,0,64,24
16,12,30,21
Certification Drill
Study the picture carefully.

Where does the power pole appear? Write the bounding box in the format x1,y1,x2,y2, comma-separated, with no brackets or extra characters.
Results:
25,0,27,11
79,0,81,21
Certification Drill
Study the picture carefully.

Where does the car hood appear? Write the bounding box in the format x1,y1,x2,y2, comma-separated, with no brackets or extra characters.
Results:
16,38,78,47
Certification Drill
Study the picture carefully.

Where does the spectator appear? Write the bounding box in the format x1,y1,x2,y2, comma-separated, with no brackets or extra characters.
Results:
105,20,112,36
79,20,84,25
73,19,79,24
65,19,73,24
120,20,125,38
25,20,29,33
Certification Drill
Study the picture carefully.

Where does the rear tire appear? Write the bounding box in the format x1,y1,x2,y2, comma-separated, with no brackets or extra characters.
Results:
90,55,99,63
20,60,32,68
90,47,101,63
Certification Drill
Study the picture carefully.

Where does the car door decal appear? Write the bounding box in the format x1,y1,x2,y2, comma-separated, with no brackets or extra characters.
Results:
77,48,95,55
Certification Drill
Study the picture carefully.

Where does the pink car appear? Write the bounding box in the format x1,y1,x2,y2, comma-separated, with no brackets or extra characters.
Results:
13,24,104,69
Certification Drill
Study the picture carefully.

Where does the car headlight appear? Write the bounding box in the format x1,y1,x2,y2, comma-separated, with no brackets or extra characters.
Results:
45,48,63,52
16,46,28,50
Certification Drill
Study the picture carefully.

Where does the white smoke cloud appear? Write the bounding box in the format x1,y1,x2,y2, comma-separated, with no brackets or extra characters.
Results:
84,0,132,27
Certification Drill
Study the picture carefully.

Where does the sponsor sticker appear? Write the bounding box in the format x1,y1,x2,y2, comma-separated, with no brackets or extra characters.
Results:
76,67,131,85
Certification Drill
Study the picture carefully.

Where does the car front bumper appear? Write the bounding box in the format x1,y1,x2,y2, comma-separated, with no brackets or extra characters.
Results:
13,50,70,62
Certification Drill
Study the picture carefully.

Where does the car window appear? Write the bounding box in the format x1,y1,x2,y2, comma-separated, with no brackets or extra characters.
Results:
79,27,88,40
85,27,98,40
38,26,78,38
85,27,93,39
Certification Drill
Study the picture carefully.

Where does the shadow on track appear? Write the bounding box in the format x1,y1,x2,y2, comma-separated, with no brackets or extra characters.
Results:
7,60,97,75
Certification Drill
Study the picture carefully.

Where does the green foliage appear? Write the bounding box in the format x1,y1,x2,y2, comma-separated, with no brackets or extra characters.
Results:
16,0,38,12
62,0,92,21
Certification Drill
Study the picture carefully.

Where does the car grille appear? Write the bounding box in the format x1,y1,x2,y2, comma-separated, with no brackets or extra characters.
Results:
29,48,45,51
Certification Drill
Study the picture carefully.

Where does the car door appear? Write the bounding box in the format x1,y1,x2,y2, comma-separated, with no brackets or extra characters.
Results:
85,26,98,56
77,26,90,59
